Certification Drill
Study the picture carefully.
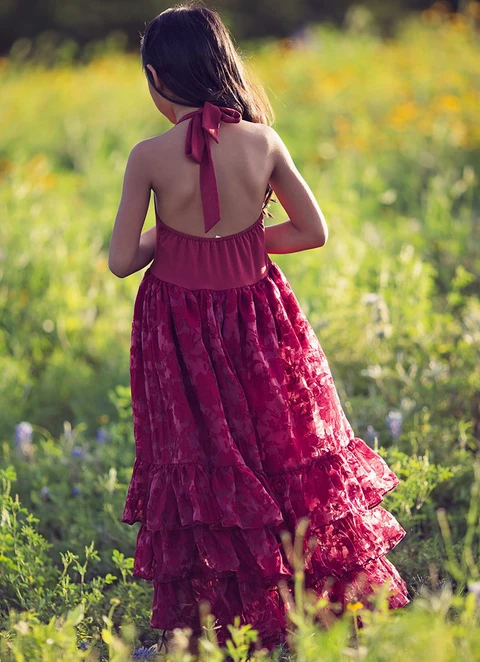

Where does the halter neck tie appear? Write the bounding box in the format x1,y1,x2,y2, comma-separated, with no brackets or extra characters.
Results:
176,101,241,234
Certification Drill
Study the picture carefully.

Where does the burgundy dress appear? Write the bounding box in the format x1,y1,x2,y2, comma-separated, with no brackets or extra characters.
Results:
121,101,409,651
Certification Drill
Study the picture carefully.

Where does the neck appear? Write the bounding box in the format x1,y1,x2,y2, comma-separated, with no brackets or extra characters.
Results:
173,104,203,124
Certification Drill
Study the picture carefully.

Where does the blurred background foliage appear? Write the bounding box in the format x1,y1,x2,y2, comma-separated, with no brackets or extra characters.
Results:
0,0,470,61
0,2,480,657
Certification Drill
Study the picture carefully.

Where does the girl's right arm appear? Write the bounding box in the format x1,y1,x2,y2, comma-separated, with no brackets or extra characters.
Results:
265,127,328,254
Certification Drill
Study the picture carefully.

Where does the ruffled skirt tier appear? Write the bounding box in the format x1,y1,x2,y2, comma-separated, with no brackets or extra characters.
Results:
122,262,409,650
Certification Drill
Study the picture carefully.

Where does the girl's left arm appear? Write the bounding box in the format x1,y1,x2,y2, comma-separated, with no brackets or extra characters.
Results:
108,141,155,278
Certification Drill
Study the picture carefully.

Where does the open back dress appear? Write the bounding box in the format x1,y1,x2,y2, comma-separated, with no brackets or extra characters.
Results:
121,101,410,652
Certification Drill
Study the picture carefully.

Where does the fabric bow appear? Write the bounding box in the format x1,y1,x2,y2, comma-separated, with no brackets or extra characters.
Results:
177,101,242,233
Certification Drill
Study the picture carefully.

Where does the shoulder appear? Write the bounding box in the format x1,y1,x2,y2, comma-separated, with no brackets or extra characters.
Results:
126,132,173,172
244,123,288,154
122,133,174,185
237,121,284,152
133,121,193,156
119,140,153,186
128,132,171,157
125,138,154,167
262,125,289,153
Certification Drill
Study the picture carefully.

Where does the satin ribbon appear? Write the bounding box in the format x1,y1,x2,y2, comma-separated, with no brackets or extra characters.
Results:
176,101,241,233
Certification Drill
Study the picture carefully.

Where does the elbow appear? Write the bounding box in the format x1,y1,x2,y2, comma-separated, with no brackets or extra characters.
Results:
312,227,328,248
108,257,129,279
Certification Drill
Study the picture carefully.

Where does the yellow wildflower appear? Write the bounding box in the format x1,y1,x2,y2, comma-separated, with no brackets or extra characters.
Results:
346,601,364,611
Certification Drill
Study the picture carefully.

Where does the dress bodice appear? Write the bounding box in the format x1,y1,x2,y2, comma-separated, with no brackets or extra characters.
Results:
149,101,271,290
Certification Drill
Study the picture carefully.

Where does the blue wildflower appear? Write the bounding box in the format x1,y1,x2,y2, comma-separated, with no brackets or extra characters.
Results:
132,646,157,659
96,427,110,443
77,639,89,650
365,425,379,445
385,410,403,440
71,486,80,496
15,422,33,446
14,422,34,459
71,446,85,458
41,486,50,498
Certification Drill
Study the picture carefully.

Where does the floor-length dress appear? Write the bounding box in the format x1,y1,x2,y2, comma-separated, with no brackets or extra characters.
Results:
121,101,409,652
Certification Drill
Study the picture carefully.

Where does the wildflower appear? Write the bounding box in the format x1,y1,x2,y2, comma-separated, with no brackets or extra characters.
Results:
40,486,50,499
71,486,80,497
14,422,35,460
96,427,110,443
365,425,379,445
132,646,157,659
71,446,85,458
346,601,364,611
386,410,403,440
77,640,89,650
15,421,33,446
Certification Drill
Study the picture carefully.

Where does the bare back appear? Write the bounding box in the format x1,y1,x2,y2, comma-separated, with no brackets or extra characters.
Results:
145,118,274,238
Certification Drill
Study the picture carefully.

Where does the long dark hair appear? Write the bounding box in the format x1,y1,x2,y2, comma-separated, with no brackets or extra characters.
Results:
140,2,275,215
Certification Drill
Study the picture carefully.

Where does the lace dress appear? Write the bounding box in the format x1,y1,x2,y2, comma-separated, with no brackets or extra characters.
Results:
121,101,409,651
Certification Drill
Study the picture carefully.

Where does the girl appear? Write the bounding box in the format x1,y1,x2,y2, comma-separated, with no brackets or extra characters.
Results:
109,3,409,656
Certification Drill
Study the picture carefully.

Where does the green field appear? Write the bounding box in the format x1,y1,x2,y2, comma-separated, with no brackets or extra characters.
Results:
1,6,479,661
